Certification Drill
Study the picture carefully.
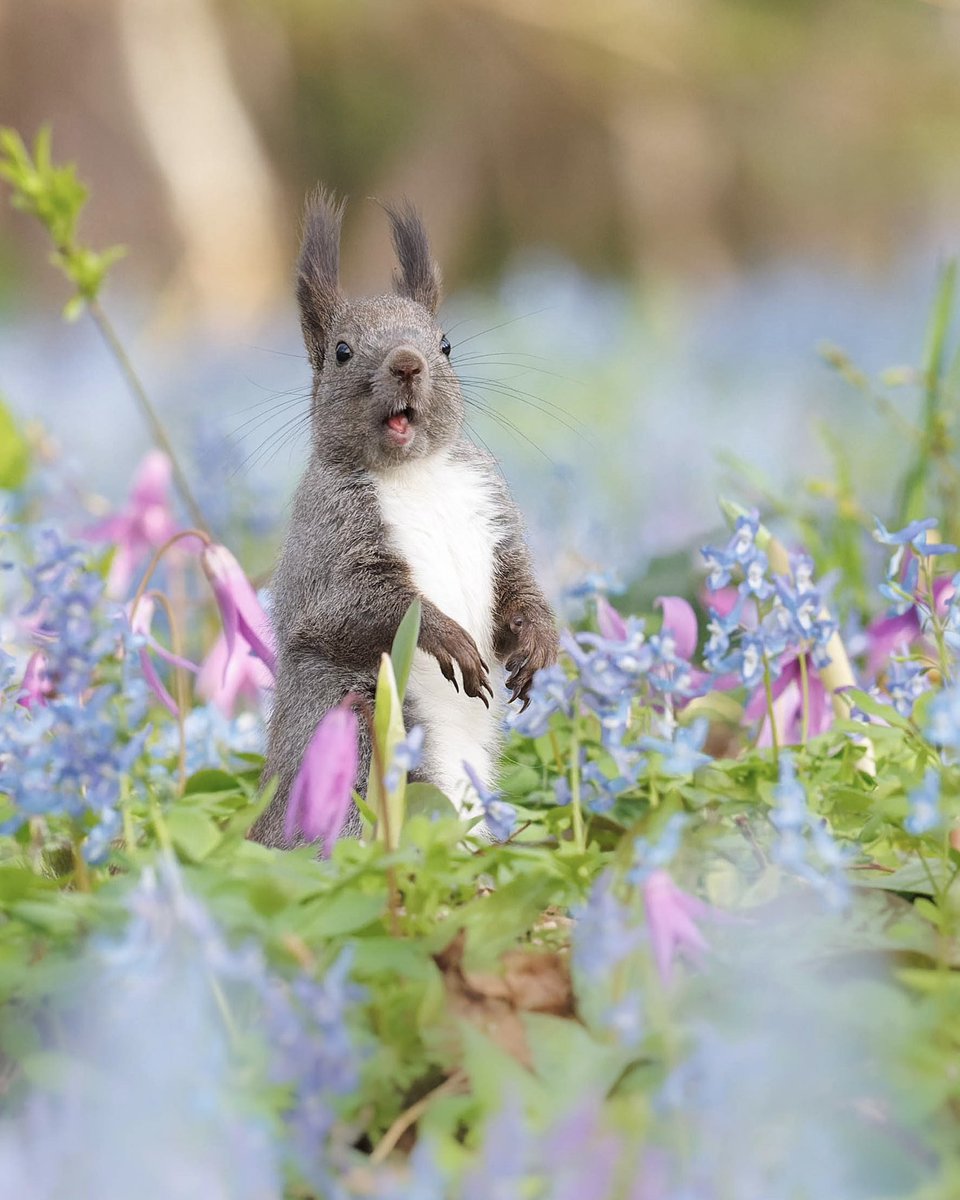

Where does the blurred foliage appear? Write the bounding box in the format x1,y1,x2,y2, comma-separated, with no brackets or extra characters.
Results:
3,0,960,316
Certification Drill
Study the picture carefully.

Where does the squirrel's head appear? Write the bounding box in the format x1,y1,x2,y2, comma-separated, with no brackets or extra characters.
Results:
296,189,464,471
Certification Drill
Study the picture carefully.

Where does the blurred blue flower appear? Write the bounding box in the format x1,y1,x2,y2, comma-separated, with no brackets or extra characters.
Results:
572,872,644,980
905,769,941,835
769,755,851,908
638,720,710,777
884,656,928,718
926,682,960,759
384,724,425,792
463,761,517,841
630,812,689,882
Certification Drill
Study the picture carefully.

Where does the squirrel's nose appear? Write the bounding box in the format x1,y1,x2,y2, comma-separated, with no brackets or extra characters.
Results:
386,347,426,382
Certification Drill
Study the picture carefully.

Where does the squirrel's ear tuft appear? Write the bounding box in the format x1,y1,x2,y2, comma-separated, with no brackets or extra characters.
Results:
384,200,441,315
297,187,345,369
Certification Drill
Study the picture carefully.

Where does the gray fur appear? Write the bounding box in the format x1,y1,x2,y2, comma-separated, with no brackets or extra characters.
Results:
249,193,557,850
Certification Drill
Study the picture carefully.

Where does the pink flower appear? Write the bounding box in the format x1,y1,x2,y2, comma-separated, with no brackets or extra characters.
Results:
654,595,699,661
596,594,628,641
744,652,833,747
17,651,53,710
866,577,953,677
85,451,180,597
200,543,277,680
285,701,360,852
128,596,199,717
643,869,714,984
197,630,273,717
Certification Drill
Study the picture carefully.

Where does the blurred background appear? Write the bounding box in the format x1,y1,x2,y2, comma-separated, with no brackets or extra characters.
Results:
3,0,960,596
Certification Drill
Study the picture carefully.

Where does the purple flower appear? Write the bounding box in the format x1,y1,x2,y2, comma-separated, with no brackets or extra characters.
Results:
643,869,714,984
201,543,277,680
84,450,180,598
196,628,274,718
127,596,199,717
17,650,53,710
284,701,360,852
596,594,628,641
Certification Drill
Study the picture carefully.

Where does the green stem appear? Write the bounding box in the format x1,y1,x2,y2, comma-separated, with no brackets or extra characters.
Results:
762,656,780,768
87,300,210,536
798,650,810,746
569,707,585,853
71,828,91,892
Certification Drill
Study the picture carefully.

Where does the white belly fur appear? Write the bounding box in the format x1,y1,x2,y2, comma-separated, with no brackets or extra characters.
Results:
374,452,504,816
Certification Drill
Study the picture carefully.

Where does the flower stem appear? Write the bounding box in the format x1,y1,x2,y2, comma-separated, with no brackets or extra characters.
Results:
762,656,780,767
147,589,189,791
87,300,210,535
569,707,585,853
798,650,810,746
129,528,210,614
71,829,91,892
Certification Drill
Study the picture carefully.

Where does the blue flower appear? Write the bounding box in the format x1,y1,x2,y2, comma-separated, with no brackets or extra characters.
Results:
463,761,517,841
701,544,735,592
769,755,851,908
638,719,710,777
572,872,644,979
630,812,688,882
884,657,928,718
873,517,939,548
384,724,425,792
739,551,774,601
905,769,941,835
927,683,960,759
508,662,575,738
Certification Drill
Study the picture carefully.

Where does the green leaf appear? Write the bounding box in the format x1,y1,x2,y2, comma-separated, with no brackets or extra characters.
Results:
295,889,387,939
367,652,407,850
167,808,222,862
184,769,242,795
391,597,421,701
405,782,458,821
0,398,29,489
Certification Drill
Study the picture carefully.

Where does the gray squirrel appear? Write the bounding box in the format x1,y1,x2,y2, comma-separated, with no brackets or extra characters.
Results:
249,190,558,847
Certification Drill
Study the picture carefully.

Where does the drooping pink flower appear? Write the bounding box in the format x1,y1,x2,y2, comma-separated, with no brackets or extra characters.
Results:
17,651,53,710
654,595,699,660
85,450,181,598
596,594,628,641
643,868,714,984
866,577,954,677
127,596,199,717
200,543,276,680
744,651,833,748
197,630,274,717
284,701,360,852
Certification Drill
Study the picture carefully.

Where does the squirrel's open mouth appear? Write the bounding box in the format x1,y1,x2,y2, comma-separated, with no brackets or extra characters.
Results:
384,404,416,447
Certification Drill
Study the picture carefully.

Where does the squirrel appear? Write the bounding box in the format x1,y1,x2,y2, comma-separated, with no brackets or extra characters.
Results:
249,190,558,847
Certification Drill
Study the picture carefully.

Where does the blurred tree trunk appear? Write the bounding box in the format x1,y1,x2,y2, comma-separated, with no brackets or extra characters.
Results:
115,0,286,328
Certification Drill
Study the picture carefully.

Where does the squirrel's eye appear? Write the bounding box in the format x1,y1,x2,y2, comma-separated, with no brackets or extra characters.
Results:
440,335,451,357
335,342,353,364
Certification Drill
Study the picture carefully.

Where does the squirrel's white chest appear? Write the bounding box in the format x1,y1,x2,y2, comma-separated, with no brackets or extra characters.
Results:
374,454,501,653
374,454,504,812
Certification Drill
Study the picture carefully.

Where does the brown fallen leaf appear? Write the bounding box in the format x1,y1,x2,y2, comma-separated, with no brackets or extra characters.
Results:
434,929,574,1068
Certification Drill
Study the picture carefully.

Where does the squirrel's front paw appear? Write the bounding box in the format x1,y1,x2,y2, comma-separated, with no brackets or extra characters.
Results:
503,614,559,711
430,619,493,707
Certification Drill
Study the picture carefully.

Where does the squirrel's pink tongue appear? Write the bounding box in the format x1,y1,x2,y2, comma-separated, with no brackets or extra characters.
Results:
387,413,409,434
